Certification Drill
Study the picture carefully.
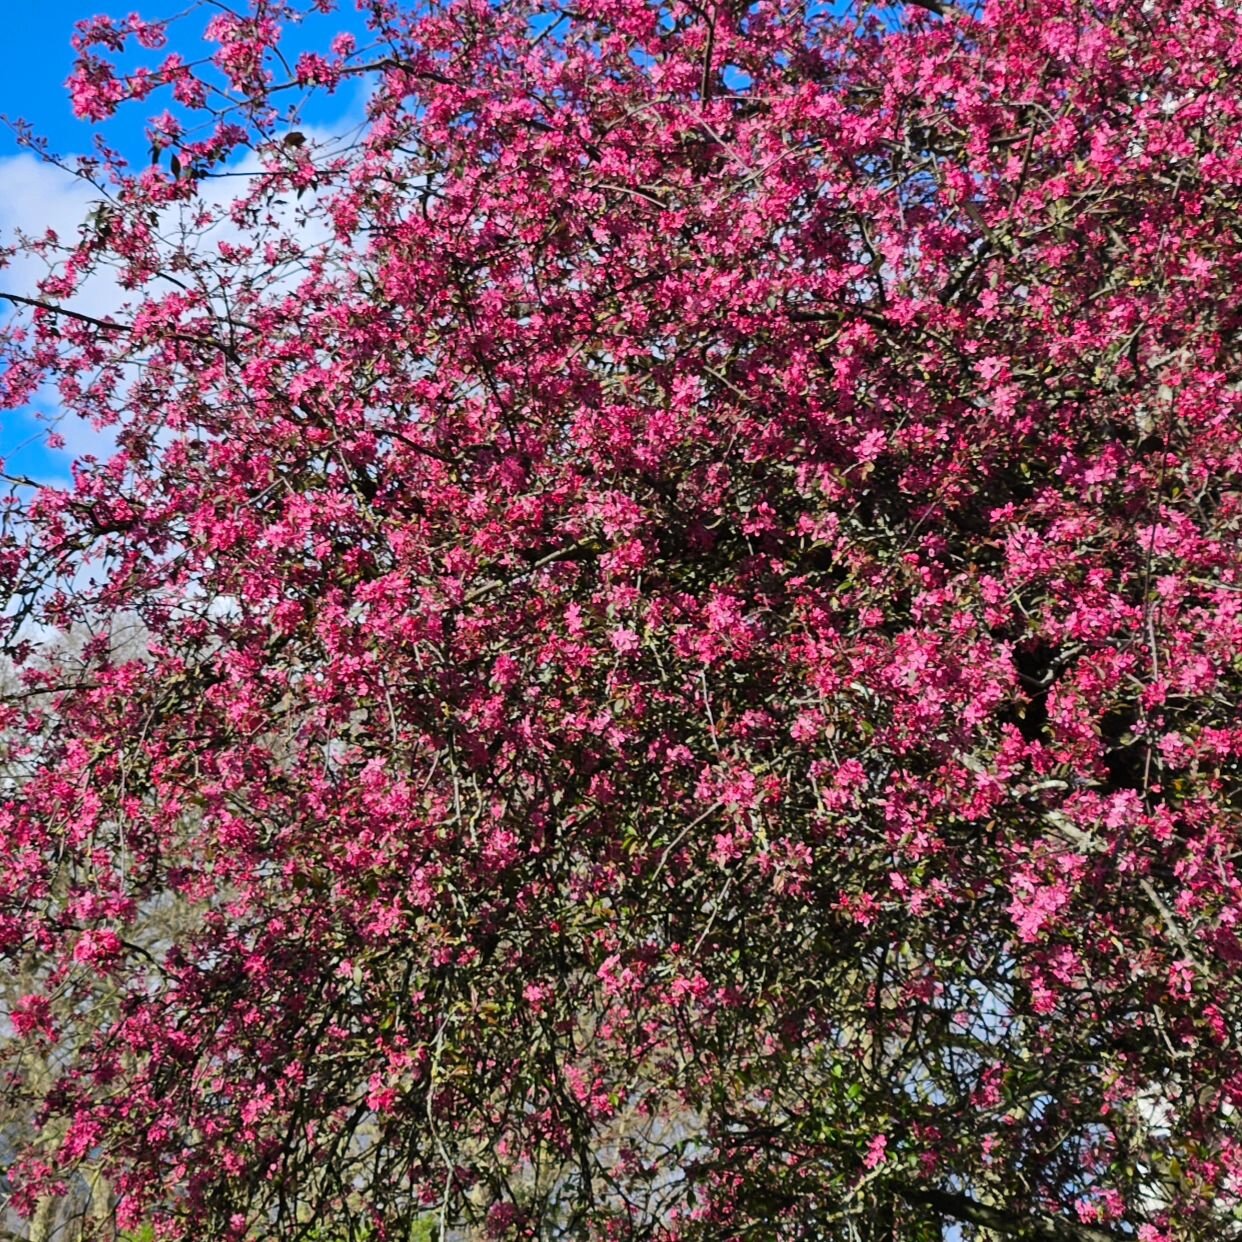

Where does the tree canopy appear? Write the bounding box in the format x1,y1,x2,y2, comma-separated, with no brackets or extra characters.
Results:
2,0,1242,1238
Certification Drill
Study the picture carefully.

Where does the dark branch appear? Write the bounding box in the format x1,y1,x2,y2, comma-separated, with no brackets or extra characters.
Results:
0,291,239,360
1,291,129,334
904,0,968,16
897,1184,1129,1242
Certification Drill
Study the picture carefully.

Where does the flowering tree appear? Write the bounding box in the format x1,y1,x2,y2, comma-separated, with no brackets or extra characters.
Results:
2,0,1241,1237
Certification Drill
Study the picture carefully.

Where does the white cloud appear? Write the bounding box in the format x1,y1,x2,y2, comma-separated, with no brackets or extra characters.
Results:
0,154,122,477
0,153,113,315
0,104,365,482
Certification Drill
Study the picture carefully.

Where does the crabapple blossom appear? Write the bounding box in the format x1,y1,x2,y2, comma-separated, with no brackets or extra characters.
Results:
2,0,1242,1238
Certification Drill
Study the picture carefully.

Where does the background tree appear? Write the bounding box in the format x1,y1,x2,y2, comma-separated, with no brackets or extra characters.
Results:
0,623,198,1242
2,0,1242,1238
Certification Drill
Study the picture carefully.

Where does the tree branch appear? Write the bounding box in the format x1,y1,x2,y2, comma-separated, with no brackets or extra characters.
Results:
1,291,239,360
898,1184,1128,1242
1,291,129,334
904,0,966,16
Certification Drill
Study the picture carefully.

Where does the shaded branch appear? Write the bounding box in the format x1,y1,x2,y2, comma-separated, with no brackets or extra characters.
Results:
898,1184,1128,1242
0,291,239,360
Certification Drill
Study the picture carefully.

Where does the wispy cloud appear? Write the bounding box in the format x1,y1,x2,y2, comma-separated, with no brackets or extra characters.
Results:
1,95,367,482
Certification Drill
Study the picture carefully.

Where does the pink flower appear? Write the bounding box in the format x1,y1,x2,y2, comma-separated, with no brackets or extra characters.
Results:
610,627,640,654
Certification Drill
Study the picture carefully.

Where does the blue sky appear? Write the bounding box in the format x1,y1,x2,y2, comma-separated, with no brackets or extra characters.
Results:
2,5,108,484
0,2,373,484
3,7,94,154
0,1,859,486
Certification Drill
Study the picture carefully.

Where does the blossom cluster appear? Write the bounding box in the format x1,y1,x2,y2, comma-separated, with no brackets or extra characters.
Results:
2,0,1242,1237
